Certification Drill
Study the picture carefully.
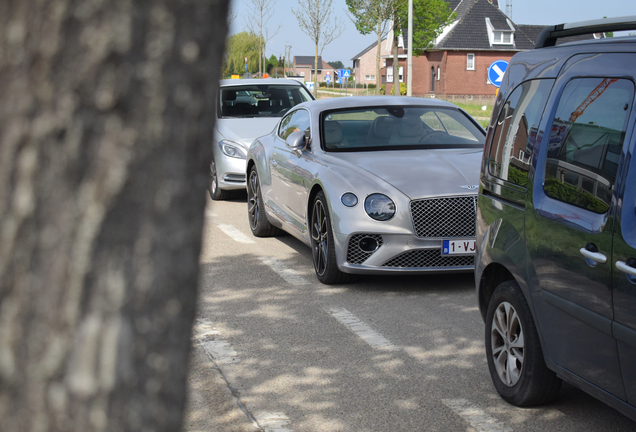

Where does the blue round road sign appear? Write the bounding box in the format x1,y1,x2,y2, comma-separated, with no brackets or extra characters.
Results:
487,60,509,88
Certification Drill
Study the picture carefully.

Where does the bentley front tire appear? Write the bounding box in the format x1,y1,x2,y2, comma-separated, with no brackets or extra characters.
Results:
485,280,562,406
310,192,351,285
247,167,279,237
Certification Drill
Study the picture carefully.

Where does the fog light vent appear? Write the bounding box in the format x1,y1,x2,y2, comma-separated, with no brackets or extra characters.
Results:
346,234,383,264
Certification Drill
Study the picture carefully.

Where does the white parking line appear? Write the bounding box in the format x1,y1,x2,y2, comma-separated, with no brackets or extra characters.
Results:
328,307,398,351
259,256,310,286
442,399,512,432
217,224,256,244
254,412,294,432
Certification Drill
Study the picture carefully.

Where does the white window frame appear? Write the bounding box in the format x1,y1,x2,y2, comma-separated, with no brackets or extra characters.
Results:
485,17,515,46
437,66,441,81
493,31,513,44
365,75,375,81
467,53,475,70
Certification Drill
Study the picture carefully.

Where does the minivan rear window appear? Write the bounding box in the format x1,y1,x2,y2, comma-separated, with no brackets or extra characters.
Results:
488,79,553,187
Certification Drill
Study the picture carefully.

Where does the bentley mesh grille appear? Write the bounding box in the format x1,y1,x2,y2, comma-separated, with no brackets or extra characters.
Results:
410,196,477,238
382,249,474,268
346,234,384,265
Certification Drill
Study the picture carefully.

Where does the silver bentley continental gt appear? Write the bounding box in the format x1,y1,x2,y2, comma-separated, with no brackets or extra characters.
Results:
246,96,485,284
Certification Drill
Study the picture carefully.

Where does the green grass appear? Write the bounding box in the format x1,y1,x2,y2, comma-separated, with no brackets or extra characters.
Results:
448,101,493,128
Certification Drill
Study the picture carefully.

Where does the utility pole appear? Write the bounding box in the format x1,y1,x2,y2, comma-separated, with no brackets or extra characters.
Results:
407,0,413,96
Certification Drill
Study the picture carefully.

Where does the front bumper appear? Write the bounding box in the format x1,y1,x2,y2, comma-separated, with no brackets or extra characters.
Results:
334,231,475,275
213,153,247,191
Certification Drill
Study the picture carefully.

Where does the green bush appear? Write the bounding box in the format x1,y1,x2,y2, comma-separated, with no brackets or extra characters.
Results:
543,178,609,213
380,83,406,95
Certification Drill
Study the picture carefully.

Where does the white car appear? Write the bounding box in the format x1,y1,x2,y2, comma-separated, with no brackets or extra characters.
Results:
246,96,486,284
210,79,314,200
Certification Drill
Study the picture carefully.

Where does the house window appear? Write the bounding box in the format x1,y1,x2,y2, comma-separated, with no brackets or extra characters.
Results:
467,53,475,70
493,31,513,44
388,67,403,83
437,67,440,81
365,75,375,81
300,72,305,77
382,60,386,68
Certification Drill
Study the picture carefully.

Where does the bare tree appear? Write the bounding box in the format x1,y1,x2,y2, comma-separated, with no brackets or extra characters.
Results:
0,0,228,430
293,0,344,96
244,0,282,77
347,0,391,95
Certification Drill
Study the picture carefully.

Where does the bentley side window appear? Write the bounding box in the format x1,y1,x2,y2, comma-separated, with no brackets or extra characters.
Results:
488,79,553,187
543,78,634,213
279,109,310,140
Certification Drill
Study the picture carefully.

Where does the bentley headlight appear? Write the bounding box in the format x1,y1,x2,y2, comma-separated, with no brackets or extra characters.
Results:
219,140,247,159
364,194,395,221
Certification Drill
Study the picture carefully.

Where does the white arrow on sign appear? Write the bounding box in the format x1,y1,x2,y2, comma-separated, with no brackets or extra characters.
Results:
492,64,505,83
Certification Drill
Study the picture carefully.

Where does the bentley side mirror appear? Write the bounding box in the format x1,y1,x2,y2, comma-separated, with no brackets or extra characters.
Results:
286,130,306,152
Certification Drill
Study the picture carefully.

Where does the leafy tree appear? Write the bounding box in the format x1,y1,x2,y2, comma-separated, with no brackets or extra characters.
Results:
406,0,455,55
225,32,261,75
346,0,392,95
293,0,345,95
0,0,227,430
328,60,345,69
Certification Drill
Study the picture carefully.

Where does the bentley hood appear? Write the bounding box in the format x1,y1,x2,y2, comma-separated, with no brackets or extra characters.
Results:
216,118,279,148
331,148,482,199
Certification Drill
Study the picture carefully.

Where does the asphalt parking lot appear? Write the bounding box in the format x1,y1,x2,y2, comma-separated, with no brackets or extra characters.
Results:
184,194,636,431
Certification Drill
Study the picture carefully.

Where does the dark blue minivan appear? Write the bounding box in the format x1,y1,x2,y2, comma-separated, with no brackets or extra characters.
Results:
475,16,636,421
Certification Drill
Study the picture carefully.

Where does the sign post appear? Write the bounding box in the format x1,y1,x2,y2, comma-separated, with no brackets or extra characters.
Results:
338,69,351,96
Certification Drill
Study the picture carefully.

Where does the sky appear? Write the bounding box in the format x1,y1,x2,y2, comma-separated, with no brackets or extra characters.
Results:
228,0,636,66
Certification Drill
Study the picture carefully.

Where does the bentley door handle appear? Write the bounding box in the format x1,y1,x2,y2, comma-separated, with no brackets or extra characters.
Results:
579,243,607,264
616,259,636,277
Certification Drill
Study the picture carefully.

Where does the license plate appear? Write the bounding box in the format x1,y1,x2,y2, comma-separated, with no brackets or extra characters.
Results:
442,239,476,255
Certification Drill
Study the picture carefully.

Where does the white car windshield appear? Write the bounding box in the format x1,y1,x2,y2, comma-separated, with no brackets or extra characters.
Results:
322,106,485,151
220,85,313,118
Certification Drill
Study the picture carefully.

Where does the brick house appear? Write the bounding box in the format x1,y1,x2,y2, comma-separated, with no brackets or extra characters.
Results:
351,38,392,87
353,0,593,98
292,56,338,83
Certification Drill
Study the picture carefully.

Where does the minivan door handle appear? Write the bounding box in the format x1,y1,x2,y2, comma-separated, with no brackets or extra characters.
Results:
580,243,607,264
616,258,636,277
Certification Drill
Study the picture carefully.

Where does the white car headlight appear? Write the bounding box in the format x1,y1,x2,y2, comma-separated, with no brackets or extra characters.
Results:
341,192,358,207
219,140,247,159
364,194,396,221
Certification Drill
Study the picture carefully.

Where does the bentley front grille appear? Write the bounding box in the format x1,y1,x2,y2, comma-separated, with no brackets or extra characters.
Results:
382,249,474,268
410,196,477,238
346,234,384,265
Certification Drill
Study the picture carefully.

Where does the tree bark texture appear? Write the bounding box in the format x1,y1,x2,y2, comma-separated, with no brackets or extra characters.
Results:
0,1,228,431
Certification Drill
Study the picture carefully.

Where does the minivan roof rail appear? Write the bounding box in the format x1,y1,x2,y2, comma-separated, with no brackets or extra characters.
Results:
535,15,636,49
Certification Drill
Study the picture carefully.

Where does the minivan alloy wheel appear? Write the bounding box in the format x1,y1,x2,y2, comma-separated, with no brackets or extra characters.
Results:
491,301,524,386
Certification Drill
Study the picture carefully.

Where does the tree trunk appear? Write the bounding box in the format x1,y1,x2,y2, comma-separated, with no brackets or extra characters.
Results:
0,0,228,431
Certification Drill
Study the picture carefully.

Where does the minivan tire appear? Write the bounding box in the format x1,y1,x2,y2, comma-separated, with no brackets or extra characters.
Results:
485,280,562,406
